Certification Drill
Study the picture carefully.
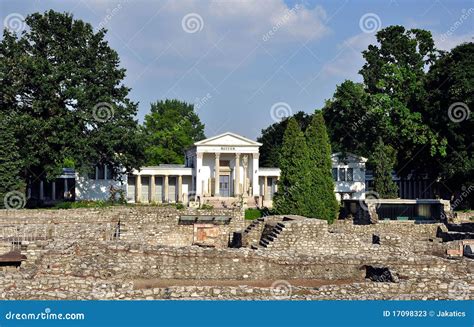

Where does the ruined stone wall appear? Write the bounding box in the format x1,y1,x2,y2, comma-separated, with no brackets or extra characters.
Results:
0,206,244,248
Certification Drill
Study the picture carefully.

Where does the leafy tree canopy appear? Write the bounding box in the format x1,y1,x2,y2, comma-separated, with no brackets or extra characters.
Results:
0,10,144,183
142,99,205,165
323,26,447,177
257,111,311,167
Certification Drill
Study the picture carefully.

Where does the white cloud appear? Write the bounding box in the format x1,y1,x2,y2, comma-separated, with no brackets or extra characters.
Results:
321,33,374,80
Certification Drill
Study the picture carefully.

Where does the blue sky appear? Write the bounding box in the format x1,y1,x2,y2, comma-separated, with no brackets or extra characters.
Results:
2,0,473,139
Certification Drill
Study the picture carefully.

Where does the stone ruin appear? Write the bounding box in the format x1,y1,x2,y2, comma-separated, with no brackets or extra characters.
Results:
0,206,472,300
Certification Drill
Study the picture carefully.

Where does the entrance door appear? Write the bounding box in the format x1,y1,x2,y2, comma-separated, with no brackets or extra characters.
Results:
219,175,230,197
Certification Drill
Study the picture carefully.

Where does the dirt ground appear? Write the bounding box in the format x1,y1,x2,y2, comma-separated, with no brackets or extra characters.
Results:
133,278,358,289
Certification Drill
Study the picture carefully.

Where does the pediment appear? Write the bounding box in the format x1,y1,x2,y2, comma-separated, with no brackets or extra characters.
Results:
194,132,262,147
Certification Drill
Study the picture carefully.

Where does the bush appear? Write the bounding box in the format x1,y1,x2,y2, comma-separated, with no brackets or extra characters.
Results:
245,208,262,220
52,200,116,209
200,203,214,210
175,202,185,209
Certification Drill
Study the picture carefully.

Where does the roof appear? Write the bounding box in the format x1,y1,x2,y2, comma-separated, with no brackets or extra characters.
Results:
194,132,262,147
0,250,27,263
331,152,368,163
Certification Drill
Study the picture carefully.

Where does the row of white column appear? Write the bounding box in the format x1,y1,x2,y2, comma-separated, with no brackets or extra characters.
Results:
134,174,183,203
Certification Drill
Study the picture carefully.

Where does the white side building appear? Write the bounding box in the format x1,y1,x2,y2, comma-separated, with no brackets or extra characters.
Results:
331,152,367,202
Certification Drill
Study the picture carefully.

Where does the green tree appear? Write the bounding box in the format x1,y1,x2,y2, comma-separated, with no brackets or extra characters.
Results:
142,99,205,165
257,111,311,167
424,42,473,202
322,81,374,157
0,10,144,186
305,111,339,222
273,118,311,216
371,138,399,198
0,113,24,208
323,26,447,178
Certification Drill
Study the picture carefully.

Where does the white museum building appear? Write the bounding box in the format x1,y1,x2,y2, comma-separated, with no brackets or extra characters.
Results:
66,132,367,207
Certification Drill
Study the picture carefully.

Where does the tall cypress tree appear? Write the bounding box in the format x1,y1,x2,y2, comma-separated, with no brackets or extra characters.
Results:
0,113,24,208
372,138,399,198
305,111,339,222
273,118,311,216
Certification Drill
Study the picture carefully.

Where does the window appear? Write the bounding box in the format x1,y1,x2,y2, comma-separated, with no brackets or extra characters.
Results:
332,168,338,181
347,168,354,182
106,165,113,180
339,168,346,181
97,165,105,180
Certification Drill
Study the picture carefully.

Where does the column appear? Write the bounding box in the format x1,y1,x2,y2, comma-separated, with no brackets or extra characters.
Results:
52,181,56,200
196,153,203,197
135,175,142,203
242,155,248,196
263,176,268,199
164,175,169,202
64,179,68,198
178,175,183,202
214,153,220,196
275,176,279,193
40,181,44,200
150,175,156,202
252,153,259,197
234,153,240,196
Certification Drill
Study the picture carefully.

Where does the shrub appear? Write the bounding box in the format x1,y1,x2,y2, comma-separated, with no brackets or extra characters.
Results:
200,203,214,210
245,208,262,220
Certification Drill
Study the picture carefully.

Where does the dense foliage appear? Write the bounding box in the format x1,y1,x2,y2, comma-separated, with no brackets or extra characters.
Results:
304,112,339,222
371,138,399,198
274,115,338,222
321,25,472,205
0,10,144,190
257,111,311,167
142,99,205,165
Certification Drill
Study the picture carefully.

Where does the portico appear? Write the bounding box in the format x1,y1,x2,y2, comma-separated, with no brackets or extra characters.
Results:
187,133,264,200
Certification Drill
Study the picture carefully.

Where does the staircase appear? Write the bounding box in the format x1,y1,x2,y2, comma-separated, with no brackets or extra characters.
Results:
257,222,286,249
241,217,265,248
